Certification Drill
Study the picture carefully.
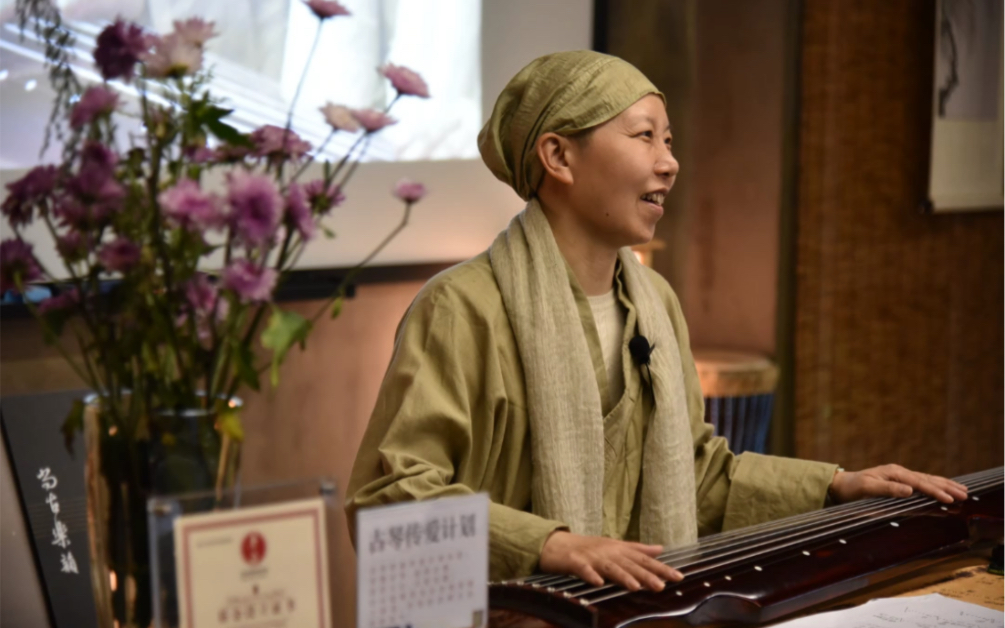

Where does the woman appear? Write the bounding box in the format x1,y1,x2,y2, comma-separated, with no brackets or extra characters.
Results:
345,51,967,591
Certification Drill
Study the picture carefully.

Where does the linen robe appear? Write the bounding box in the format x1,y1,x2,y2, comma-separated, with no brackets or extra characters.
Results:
345,252,837,581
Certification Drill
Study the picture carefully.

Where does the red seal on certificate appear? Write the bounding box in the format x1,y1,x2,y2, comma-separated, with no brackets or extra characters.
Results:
241,531,267,565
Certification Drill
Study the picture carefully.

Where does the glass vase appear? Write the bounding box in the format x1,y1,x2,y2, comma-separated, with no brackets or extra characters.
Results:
83,393,242,628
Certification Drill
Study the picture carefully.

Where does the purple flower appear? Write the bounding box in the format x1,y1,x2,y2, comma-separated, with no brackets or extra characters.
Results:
379,63,430,99
226,171,282,247
249,125,312,162
2,165,59,227
53,196,99,230
183,144,215,164
304,0,351,19
393,179,427,204
159,179,225,230
214,143,252,163
97,237,141,273
0,239,43,293
222,259,277,303
304,179,344,215
351,108,397,133
93,19,150,82
285,183,315,241
182,274,229,341
67,142,124,217
56,230,90,262
319,103,360,133
143,33,203,78
185,274,225,314
173,18,218,47
80,141,118,174
70,85,119,129
38,288,80,315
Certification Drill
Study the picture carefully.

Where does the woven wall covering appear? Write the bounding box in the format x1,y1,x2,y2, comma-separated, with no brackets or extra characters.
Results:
795,0,1003,475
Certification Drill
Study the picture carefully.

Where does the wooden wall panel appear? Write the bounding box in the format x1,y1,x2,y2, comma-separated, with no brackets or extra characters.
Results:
794,0,1003,475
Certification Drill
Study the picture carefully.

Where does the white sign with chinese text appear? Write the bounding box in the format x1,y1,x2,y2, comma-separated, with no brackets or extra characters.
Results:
173,497,331,628
356,493,489,628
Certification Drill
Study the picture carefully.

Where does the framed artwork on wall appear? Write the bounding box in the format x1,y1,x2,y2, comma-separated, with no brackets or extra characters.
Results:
928,0,1004,212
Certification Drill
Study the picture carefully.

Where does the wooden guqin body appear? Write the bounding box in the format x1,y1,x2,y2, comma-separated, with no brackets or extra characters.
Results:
488,467,1003,628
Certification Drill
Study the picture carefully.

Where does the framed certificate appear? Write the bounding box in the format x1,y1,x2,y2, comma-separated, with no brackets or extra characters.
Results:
149,478,337,628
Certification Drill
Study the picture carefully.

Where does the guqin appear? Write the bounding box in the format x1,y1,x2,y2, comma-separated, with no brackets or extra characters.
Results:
488,466,1003,627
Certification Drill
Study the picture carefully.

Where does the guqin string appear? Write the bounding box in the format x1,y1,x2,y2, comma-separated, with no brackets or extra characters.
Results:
507,467,1002,606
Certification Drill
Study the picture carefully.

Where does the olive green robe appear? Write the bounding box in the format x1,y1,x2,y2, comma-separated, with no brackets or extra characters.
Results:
345,253,837,581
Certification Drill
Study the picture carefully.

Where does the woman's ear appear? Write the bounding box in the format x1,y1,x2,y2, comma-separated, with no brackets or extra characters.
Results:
535,132,575,186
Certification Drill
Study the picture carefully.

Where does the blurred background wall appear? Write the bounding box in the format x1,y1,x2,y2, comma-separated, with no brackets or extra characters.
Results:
2,1,1002,626
606,0,1002,473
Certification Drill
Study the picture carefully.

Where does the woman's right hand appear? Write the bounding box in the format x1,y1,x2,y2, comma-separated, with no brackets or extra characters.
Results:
538,530,684,592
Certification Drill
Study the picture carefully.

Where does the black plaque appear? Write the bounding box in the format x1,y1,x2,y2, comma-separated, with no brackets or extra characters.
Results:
1,390,98,628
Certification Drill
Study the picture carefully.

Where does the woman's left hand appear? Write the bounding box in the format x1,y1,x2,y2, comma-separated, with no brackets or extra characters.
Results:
828,464,969,504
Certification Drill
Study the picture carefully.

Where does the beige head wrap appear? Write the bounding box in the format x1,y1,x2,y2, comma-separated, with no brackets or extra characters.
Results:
478,50,664,200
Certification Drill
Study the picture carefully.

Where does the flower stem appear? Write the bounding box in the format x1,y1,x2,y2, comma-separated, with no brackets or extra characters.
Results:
309,200,413,325
279,22,323,183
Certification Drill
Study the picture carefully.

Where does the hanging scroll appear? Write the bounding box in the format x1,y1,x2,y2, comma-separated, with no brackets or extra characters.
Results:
928,0,1004,212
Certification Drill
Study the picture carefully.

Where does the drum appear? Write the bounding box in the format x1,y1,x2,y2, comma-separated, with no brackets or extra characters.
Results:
692,350,779,454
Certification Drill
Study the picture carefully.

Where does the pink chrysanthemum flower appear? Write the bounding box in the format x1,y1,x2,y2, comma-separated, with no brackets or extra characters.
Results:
379,63,430,99
173,18,218,48
56,230,91,263
393,179,427,204
183,145,215,164
222,259,277,303
181,274,229,341
285,183,316,241
0,239,43,293
249,125,312,162
226,171,283,248
159,179,226,231
38,288,80,315
93,19,149,82
351,108,397,133
97,237,141,273
304,0,351,19
319,103,360,133
2,165,59,228
304,179,345,215
143,33,203,78
70,85,119,129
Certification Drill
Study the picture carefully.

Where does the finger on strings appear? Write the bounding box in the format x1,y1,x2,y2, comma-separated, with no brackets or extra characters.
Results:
933,476,968,499
895,472,954,503
636,553,683,583
600,561,641,592
619,556,665,591
577,564,604,587
868,477,913,498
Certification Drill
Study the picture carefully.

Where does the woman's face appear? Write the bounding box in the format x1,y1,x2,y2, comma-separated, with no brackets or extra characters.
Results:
564,94,678,249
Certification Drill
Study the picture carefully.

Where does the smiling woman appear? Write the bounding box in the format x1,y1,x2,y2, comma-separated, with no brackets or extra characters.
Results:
534,94,677,276
344,49,969,597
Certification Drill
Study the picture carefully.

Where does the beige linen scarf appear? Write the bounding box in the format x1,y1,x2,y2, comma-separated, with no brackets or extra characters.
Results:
489,199,698,547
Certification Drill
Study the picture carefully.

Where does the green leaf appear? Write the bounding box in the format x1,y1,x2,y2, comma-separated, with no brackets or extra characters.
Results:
321,225,336,239
203,106,233,123
62,399,84,455
330,296,344,319
216,408,245,443
206,118,252,147
233,342,260,391
260,308,312,387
